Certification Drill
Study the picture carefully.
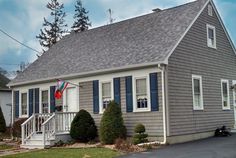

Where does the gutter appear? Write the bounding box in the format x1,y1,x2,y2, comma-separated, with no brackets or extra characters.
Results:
8,61,167,87
138,64,167,146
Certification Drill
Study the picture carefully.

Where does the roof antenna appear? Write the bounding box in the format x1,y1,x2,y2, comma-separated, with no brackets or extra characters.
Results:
108,9,115,24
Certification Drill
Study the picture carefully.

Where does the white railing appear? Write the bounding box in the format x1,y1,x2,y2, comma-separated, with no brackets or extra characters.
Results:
21,113,52,145
21,112,77,147
55,112,77,133
42,113,56,147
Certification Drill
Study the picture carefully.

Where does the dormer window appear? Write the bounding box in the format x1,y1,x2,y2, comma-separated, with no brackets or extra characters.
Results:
208,4,213,16
207,24,216,49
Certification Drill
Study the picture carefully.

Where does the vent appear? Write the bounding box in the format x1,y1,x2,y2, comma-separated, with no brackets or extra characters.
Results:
152,8,162,12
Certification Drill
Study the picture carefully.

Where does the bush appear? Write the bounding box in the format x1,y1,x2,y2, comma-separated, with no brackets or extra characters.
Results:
99,101,126,144
115,138,132,152
70,109,97,143
12,118,27,138
132,123,148,145
0,106,6,133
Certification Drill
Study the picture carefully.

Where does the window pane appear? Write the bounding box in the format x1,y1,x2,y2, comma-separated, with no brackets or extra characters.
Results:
21,93,27,115
42,90,48,113
208,28,214,39
194,79,200,94
136,78,147,95
222,82,228,107
102,82,111,97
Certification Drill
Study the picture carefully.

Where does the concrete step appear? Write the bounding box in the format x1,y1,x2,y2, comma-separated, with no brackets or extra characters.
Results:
231,129,236,133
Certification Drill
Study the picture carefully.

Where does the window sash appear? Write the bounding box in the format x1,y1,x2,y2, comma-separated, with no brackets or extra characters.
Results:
41,90,49,113
192,76,203,110
222,81,229,108
207,24,216,48
101,82,112,110
136,78,148,109
21,93,27,115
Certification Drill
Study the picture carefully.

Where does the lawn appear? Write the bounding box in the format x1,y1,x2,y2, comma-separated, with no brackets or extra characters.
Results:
2,148,120,158
0,144,14,150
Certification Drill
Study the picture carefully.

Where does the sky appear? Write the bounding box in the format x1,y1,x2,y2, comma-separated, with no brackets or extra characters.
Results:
0,0,235,76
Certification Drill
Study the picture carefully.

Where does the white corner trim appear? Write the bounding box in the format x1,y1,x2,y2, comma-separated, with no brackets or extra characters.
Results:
221,79,230,110
166,0,211,60
192,75,204,110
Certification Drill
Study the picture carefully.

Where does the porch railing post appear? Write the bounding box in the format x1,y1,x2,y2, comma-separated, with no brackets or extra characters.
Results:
21,124,24,145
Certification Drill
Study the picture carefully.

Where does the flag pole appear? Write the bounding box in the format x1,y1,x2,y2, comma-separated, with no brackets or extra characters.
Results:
56,79,82,88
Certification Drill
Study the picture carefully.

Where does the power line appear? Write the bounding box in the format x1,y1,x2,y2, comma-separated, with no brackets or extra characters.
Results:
0,28,41,54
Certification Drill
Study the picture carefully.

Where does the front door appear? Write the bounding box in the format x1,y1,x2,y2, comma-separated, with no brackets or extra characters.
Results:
63,87,78,131
233,81,236,128
64,87,77,112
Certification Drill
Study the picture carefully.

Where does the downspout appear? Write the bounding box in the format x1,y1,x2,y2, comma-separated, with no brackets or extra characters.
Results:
138,64,167,146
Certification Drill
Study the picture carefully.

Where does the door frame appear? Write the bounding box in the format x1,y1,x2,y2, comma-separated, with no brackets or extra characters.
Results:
232,80,236,128
63,86,79,112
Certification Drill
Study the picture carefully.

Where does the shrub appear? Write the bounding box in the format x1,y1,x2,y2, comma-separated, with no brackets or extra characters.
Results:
70,109,97,143
0,106,6,133
132,123,148,145
99,101,126,144
115,138,132,152
12,118,27,138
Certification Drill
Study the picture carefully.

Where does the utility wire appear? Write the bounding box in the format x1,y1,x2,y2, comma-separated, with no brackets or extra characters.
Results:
0,28,41,54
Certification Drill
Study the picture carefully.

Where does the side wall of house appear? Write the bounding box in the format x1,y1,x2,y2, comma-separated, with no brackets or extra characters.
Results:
0,91,12,126
12,67,164,137
168,2,236,136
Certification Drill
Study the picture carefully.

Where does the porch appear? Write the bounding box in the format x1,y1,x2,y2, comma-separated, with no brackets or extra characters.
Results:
21,112,77,149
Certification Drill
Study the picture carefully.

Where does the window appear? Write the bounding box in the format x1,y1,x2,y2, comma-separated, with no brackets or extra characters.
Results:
135,78,148,110
221,80,230,110
101,82,112,111
192,75,204,110
21,93,27,116
41,90,49,113
208,4,213,16
207,24,216,48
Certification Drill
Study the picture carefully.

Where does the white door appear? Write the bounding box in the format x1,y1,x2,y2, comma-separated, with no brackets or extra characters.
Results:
64,87,77,112
233,81,236,128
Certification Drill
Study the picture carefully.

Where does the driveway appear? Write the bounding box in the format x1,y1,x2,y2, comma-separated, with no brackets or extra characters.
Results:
119,134,236,158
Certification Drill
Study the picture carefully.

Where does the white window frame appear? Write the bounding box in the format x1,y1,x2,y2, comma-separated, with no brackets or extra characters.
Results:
39,88,50,113
19,91,28,118
208,4,213,16
206,24,216,49
192,75,204,110
99,79,114,114
221,79,230,110
133,75,151,112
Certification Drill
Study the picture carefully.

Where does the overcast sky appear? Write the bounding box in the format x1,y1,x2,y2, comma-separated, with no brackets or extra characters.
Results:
0,0,235,73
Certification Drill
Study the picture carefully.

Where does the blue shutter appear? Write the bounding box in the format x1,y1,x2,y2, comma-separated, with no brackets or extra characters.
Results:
28,89,34,116
125,76,133,112
114,78,121,105
14,91,19,118
93,80,99,114
35,88,39,113
150,73,159,111
50,86,56,113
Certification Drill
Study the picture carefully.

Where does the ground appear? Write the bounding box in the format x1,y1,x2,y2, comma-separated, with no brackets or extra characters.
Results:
119,134,236,158
1,148,119,158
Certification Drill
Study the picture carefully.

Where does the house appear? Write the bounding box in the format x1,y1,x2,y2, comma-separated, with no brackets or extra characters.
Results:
8,0,236,148
0,74,12,127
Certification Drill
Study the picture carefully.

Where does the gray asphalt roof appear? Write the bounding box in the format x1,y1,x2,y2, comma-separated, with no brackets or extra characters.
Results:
10,0,208,86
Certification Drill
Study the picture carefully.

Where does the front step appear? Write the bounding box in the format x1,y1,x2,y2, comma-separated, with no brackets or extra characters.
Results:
21,133,55,149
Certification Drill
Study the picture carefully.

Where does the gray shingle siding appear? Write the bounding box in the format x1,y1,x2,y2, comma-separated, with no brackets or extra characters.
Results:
167,3,236,136
79,75,163,137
